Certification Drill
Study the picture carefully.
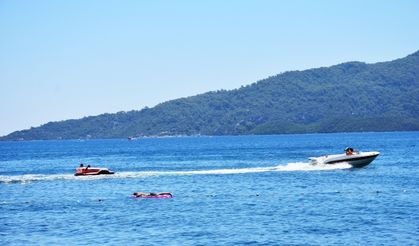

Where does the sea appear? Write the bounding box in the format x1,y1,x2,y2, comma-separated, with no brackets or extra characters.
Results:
1,132,418,245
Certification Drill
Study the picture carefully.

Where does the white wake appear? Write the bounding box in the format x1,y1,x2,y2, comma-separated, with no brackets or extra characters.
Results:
0,162,352,184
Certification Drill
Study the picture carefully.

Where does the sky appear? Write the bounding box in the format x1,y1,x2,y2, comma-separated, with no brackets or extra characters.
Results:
1,0,418,136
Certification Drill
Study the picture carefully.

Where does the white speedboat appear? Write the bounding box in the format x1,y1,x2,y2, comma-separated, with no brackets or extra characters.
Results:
309,150,379,168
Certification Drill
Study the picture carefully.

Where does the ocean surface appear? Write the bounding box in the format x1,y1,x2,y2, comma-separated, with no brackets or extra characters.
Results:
1,132,418,245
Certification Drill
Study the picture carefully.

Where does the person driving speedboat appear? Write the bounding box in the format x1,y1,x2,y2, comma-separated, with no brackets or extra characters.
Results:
345,147,354,155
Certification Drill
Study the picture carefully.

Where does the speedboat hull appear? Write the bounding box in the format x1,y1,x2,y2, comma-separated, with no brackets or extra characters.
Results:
309,151,379,168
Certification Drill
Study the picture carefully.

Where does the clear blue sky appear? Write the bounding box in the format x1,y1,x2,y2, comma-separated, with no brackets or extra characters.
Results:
1,0,418,136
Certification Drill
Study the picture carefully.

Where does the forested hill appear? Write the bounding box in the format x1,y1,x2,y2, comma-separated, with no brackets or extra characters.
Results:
2,51,419,140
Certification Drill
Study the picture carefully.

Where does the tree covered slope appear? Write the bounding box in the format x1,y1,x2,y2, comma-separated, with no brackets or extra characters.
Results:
2,51,419,140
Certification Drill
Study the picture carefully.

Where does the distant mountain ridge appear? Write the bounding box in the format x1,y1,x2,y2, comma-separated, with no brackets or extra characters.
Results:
2,50,419,140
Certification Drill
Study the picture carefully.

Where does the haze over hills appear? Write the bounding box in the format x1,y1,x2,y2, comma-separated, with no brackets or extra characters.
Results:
2,50,419,140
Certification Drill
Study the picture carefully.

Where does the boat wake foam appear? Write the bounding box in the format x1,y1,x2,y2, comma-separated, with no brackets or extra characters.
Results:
0,162,352,184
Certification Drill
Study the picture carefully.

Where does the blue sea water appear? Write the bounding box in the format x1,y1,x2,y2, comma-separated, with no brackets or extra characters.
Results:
1,132,418,245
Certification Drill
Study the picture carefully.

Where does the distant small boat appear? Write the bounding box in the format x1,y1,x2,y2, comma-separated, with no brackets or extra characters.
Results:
74,166,115,176
309,149,379,168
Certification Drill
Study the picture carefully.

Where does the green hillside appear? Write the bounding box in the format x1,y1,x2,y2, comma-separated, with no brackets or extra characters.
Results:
2,51,419,140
